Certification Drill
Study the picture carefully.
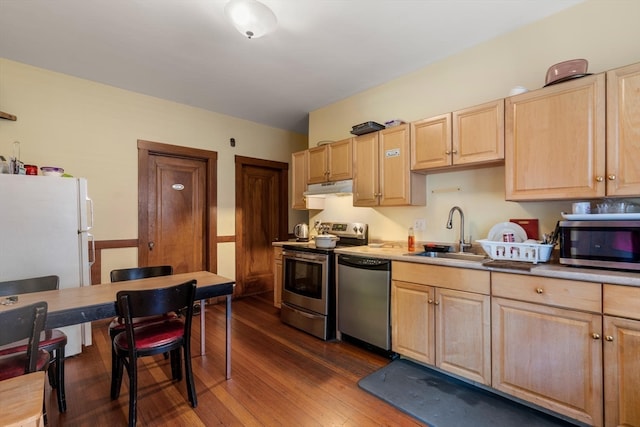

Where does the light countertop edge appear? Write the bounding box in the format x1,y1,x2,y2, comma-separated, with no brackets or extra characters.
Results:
331,245,640,288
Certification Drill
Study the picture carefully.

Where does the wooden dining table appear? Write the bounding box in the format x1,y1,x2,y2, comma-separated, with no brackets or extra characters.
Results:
0,271,235,379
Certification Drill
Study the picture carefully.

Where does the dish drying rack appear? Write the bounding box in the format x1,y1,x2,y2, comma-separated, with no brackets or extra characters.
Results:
476,239,554,264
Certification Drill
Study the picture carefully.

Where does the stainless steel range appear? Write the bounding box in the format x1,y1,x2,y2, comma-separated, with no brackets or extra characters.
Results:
280,222,368,340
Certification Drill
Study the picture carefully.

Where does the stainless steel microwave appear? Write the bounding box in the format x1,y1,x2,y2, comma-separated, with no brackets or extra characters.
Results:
559,220,640,271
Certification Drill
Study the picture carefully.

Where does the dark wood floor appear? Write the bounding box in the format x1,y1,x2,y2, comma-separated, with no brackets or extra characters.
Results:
45,293,423,426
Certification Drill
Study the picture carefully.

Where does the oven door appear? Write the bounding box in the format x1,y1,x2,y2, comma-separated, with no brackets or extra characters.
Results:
282,250,328,315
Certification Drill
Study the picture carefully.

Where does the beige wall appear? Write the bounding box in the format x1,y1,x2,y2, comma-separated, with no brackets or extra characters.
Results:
308,0,640,245
0,59,307,281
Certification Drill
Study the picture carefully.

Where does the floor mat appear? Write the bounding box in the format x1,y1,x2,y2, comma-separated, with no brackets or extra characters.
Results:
358,359,581,427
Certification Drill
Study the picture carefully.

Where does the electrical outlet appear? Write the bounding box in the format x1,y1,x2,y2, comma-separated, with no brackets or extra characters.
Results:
414,218,426,231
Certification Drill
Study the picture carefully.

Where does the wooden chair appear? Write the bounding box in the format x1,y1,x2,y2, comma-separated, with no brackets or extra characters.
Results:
0,301,49,426
111,280,198,427
0,300,49,379
108,266,175,395
0,276,68,413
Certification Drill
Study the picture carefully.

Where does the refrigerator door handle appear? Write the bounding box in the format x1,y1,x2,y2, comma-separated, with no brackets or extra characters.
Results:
85,196,94,231
88,232,95,267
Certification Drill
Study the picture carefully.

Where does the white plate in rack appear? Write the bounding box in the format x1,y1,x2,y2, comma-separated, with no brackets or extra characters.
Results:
487,222,527,242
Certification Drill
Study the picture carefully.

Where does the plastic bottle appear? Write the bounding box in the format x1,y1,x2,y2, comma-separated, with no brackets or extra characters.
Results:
408,227,415,252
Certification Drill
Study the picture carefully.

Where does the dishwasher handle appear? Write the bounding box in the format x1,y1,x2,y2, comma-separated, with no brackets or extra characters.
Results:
337,254,391,271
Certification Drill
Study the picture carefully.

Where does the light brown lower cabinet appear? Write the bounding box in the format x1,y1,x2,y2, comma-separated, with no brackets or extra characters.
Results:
603,284,640,427
391,262,491,385
273,247,283,308
491,273,603,426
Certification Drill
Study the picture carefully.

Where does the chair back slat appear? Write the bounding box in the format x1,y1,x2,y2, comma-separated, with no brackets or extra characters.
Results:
110,266,173,283
115,280,196,320
0,301,48,373
0,276,59,296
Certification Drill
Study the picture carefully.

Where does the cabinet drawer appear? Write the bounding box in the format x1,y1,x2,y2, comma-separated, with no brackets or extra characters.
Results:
392,261,490,294
603,284,640,320
492,272,601,313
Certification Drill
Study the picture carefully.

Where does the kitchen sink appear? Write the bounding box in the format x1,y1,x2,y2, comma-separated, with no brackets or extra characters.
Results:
406,251,488,262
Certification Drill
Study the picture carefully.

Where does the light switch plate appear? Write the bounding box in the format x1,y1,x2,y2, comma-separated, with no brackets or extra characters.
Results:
414,218,426,231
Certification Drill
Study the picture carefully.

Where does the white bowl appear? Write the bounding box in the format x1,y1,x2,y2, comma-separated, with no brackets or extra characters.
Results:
40,166,64,177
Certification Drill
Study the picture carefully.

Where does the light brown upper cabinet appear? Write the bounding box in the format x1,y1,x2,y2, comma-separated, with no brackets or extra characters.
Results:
505,73,606,201
291,150,308,209
411,99,504,172
353,124,426,207
606,62,640,197
307,138,353,184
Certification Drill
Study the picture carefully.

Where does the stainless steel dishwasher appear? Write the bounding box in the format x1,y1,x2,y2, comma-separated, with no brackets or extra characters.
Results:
337,254,391,351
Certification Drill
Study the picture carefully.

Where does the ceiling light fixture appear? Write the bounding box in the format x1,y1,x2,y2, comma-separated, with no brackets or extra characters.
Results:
224,0,277,39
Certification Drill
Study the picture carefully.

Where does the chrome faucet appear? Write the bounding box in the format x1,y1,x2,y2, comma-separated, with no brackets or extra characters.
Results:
446,206,471,252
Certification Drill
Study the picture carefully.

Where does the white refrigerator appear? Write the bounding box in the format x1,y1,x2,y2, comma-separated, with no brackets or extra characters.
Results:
0,174,94,356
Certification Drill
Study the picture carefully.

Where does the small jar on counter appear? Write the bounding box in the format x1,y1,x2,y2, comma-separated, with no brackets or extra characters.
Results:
408,227,415,252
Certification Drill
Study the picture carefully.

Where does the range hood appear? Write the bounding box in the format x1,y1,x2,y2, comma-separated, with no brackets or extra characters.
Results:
304,179,353,196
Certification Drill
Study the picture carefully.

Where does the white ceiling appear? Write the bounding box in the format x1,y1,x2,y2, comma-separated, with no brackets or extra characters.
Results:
0,0,584,134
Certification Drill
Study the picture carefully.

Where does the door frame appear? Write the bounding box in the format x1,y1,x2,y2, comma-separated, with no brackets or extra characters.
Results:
234,155,288,293
138,140,218,272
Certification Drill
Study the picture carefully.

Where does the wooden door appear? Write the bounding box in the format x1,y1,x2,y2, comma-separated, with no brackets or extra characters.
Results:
307,145,328,184
138,140,217,274
379,124,411,206
352,132,379,207
411,113,452,170
436,288,491,385
505,73,606,201
291,150,308,209
603,315,640,427
391,280,434,364
453,99,504,166
491,297,603,426
235,156,288,298
607,62,640,197
327,138,353,181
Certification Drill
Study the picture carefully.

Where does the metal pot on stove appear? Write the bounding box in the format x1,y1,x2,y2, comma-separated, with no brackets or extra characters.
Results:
315,234,340,249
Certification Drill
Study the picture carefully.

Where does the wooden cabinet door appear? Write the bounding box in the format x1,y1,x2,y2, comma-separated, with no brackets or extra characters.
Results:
435,288,491,385
505,73,606,201
492,297,603,426
327,138,353,181
273,247,283,308
307,145,328,184
392,280,435,364
411,113,452,170
291,150,308,209
453,99,504,166
379,124,413,206
353,132,379,207
603,315,640,427
606,62,640,197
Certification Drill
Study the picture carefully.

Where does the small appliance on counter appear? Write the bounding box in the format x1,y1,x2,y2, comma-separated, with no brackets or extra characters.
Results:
293,222,309,241
559,219,640,271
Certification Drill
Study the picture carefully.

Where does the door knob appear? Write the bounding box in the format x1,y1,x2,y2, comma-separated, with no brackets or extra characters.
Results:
148,241,155,251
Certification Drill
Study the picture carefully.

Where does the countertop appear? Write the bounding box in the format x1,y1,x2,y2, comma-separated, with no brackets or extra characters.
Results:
331,244,640,288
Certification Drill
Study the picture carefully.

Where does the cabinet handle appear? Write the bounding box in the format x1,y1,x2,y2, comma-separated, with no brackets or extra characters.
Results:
535,288,543,294
592,333,601,340
596,176,604,182
451,149,458,155
445,150,451,155
608,174,617,181
434,300,440,306
605,335,614,342
428,299,433,304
